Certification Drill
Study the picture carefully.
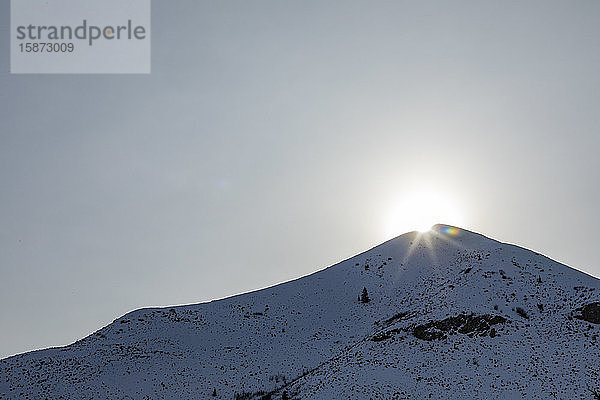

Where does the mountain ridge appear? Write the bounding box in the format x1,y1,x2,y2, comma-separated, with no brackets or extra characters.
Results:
1,224,599,399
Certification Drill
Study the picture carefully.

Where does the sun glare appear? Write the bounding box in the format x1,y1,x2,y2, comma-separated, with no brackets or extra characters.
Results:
385,190,464,237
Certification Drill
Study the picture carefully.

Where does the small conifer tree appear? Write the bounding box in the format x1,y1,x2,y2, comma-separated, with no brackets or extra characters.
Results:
361,287,370,303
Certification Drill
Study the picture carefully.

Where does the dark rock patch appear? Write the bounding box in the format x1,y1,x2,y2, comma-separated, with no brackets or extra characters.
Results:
575,302,600,324
412,314,507,341
515,307,529,320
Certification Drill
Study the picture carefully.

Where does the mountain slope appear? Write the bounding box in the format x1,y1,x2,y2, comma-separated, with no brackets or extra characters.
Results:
1,225,599,399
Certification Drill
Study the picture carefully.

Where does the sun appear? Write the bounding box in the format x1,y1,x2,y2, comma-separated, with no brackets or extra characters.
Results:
384,190,464,236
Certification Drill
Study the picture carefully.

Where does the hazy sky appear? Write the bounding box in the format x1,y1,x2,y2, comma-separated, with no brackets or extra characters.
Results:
1,1,599,359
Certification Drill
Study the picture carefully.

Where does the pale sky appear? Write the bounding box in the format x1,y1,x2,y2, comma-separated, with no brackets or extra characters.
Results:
1,0,599,359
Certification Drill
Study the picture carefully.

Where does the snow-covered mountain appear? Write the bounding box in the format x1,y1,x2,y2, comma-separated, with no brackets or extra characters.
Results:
1,224,599,399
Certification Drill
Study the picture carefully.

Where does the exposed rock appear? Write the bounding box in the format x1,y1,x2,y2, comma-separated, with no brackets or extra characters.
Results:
575,302,600,324
515,307,529,320
412,314,507,341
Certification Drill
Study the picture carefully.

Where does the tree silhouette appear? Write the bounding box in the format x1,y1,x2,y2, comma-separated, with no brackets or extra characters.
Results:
361,287,370,303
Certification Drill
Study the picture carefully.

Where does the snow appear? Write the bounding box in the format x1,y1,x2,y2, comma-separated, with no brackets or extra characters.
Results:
1,224,599,399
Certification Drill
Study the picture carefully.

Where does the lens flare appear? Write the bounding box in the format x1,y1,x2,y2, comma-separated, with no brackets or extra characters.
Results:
440,226,461,236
